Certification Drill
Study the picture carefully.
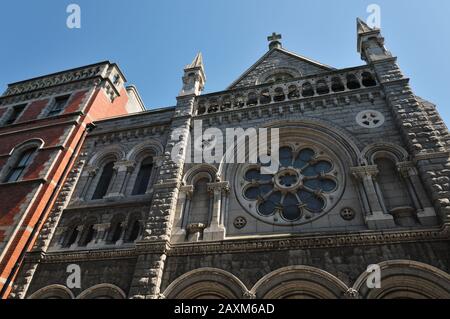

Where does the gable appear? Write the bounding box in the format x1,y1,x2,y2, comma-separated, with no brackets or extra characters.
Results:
228,48,334,89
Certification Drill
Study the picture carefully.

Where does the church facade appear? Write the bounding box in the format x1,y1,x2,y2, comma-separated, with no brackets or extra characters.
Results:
4,19,450,299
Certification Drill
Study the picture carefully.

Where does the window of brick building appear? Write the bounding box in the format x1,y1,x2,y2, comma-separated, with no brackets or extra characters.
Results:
4,147,37,183
5,104,26,125
47,95,70,117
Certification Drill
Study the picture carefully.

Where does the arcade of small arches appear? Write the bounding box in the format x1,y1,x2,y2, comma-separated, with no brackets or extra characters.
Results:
74,141,164,202
196,70,377,115
55,210,144,249
49,142,164,250
27,261,450,299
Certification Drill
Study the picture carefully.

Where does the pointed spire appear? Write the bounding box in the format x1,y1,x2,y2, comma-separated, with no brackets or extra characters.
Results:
357,18,373,34
179,52,206,97
186,52,204,69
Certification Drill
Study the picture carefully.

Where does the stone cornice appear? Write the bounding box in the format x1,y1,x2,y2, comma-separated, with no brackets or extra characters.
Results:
195,88,383,127
413,151,450,162
0,118,80,138
33,226,450,263
2,63,108,98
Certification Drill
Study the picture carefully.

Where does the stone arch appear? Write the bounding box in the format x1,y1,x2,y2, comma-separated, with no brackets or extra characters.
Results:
76,284,126,299
88,144,126,167
183,164,218,185
250,266,349,299
257,67,301,85
60,217,82,248
361,142,409,165
0,138,45,182
8,138,45,155
218,117,362,180
28,284,74,299
162,268,249,299
126,140,164,162
353,260,450,299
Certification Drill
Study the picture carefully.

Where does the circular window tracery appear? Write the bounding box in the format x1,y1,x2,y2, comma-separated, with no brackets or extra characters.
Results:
236,143,344,225
356,110,385,128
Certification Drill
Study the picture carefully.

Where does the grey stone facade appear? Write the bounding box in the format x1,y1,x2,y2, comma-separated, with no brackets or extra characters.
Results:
10,20,450,299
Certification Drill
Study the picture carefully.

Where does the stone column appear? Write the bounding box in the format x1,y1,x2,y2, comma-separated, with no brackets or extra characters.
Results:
105,160,136,198
145,156,164,195
129,112,193,298
351,165,395,229
397,161,438,226
94,223,110,246
73,166,97,202
72,225,84,249
203,181,229,241
172,185,193,242
129,53,205,299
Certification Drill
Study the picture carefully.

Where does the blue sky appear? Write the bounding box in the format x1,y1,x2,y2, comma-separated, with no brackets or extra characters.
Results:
1,0,449,124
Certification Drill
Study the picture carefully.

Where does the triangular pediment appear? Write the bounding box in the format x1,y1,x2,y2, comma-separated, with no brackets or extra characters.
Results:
228,48,334,89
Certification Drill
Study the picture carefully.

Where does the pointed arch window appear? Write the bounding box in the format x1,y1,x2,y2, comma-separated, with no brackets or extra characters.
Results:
62,221,80,248
79,224,96,247
126,220,141,242
4,147,37,183
132,157,153,195
92,162,115,200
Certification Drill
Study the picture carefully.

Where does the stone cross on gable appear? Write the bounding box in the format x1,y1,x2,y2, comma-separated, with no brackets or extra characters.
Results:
267,32,282,49
267,32,282,42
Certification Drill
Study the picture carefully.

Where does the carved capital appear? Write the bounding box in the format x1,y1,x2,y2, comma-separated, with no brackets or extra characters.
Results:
114,160,136,172
243,291,256,299
350,165,379,180
93,223,110,232
153,155,165,168
85,166,99,177
180,185,194,199
397,161,418,178
186,223,206,234
207,181,230,195
344,288,360,299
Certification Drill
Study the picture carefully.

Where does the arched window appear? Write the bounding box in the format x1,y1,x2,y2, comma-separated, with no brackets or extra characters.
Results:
62,221,80,248
346,74,361,90
188,178,211,225
375,157,412,210
302,82,315,97
264,73,294,84
126,219,141,242
362,72,377,87
273,88,286,102
78,223,96,247
92,161,115,200
132,157,153,195
331,77,345,92
316,80,330,95
107,215,125,244
287,85,300,99
111,223,123,243
4,147,37,183
259,90,271,104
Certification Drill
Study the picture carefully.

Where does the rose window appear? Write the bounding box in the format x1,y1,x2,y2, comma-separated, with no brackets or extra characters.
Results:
237,145,343,225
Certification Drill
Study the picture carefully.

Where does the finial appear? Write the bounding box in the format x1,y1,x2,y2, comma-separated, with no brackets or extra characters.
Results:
357,18,374,34
185,52,204,70
267,32,282,50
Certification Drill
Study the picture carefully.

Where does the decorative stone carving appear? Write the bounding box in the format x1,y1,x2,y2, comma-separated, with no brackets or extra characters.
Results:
207,181,230,195
344,288,360,299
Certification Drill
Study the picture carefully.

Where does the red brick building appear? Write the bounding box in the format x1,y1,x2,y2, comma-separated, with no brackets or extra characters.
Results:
0,62,144,297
